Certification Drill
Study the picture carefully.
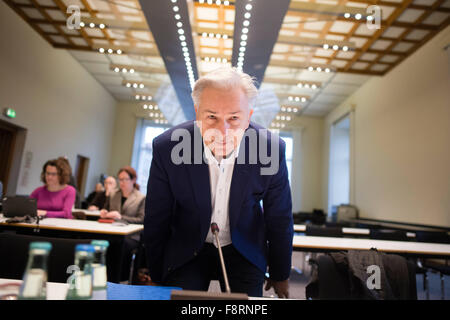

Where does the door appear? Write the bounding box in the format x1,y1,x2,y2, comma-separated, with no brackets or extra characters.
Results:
75,155,89,199
0,119,26,196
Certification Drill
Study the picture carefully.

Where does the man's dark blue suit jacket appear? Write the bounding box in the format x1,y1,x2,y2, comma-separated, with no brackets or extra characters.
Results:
144,120,293,284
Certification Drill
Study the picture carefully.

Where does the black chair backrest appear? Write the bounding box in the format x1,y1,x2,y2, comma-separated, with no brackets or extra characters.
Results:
306,254,351,300
306,225,343,237
370,229,408,241
0,232,93,283
414,231,450,244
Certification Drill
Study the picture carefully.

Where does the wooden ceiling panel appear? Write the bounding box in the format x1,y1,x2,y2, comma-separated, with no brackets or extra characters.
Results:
4,0,449,119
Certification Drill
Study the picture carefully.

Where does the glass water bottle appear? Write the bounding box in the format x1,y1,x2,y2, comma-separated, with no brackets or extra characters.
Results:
66,244,94,300
18,242,52,300
91,240,109,299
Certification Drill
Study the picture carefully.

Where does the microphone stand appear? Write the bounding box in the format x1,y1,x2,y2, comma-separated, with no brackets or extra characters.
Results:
211,223,231,294
170,223,248,300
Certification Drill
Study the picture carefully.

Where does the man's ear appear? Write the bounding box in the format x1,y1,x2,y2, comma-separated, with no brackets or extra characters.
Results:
248,108,254,124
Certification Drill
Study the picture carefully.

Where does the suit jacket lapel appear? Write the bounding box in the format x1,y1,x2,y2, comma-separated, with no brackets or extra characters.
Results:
229,137,252,232
187,123,212,237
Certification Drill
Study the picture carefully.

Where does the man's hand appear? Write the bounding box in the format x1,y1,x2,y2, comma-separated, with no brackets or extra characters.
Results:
264,279,289,298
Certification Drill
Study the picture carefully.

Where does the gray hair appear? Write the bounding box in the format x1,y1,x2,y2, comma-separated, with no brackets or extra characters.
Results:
191,66,258,107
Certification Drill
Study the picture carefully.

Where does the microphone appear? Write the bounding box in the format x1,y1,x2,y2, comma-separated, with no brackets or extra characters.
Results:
210,223,231,294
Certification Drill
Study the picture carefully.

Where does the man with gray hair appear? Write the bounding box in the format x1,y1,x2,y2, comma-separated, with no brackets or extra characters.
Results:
144,67,293,298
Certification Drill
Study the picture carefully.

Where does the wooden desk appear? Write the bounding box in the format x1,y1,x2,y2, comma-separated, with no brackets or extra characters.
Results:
293,235,450,258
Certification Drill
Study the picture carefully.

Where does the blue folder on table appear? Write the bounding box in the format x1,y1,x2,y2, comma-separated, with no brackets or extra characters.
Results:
106,282,181,300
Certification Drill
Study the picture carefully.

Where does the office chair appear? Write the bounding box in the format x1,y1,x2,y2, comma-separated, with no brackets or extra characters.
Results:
414,231,450,244
369,229,409,241
306,254,351,300
421,260,450,300
304,225,343,275
128,231,148,285
414,231,450,299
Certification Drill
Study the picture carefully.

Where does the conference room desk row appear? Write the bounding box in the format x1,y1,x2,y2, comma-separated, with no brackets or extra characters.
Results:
345,217,450,233
294,224,417,237
0,214,143,283
293,224,450,259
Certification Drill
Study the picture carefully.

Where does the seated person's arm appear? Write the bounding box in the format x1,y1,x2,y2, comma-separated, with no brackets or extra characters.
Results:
119,197,145,224
39,188,76,219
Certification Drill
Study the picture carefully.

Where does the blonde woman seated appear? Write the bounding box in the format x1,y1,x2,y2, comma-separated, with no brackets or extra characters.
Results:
100,166,145,224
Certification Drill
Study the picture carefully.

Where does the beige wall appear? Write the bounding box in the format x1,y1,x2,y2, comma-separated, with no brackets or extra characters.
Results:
108,101,140,176
289,116,324,213
323,25,450,226
0,2,117,197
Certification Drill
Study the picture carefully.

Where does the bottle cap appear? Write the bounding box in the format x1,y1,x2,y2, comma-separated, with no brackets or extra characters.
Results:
30,242,52,251
75,244,95,252
91,240,109,248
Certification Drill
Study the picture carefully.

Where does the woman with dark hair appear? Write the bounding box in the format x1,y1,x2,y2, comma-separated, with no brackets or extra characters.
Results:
30,158,77,219
100,166,146,281
100,166,145,224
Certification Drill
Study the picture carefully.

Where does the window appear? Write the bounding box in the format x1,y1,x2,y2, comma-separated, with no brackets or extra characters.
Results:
328,115,351,214
132,120,168,195
280,134,293,185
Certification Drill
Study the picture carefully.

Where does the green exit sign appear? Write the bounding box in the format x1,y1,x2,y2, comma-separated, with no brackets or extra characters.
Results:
4,108,16,118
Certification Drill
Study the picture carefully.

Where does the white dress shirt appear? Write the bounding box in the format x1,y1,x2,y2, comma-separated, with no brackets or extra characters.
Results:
204,142,239,248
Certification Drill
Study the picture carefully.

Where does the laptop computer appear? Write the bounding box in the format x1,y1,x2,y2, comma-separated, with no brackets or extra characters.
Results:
2,196,37,218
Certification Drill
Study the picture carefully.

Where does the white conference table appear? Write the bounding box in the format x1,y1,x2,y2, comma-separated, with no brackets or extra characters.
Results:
293,234,450,257
0,214,143,236
294,224,416,238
